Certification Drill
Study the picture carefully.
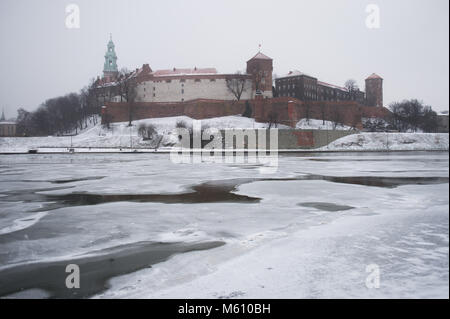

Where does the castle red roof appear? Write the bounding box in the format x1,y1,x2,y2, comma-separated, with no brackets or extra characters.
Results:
366,73,382,80
248,52,272,61
152,68,217,77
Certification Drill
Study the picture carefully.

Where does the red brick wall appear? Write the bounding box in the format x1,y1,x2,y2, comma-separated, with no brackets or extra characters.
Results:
252,97,391,129
103,99,248,123
294,131,314,147
366,78,383,107
103,97,392,129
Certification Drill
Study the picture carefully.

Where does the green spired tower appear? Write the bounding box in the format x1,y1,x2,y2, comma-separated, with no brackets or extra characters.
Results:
103,34,118,82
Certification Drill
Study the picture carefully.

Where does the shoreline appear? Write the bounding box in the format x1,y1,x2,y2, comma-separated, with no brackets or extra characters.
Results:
1,148,449,155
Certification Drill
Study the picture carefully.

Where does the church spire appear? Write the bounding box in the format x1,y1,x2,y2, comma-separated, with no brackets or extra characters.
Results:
103,34,118,82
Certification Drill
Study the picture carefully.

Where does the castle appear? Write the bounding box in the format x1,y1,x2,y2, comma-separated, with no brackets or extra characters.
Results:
96,37,273,103
97,37,386,128
275,71,383,108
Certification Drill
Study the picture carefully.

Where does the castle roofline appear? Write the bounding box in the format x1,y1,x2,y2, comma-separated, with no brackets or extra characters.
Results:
317,81,349,92
280,70,315,79
247,52,272,62
366,73,382,80
152,67,218,77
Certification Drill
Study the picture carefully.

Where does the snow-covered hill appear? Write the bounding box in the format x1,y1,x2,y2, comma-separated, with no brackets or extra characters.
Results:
0,116,289,152
0,115,448,152
296,119,354,130
319,132,449,151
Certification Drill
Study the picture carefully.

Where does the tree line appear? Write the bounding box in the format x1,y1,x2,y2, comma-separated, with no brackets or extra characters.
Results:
15,67,140,136
16,80,101,136
388,99,438,132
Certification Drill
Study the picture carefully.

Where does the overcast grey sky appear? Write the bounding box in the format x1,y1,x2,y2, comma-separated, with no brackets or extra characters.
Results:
0,0,448,118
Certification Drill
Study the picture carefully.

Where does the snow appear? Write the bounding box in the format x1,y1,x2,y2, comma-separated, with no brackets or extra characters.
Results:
0,152,448,298
321,132,449,151
0,211,48,235
361,117,390,130
91,153,448,299
296,119,353,130
0,115,289,153
0,115,448,153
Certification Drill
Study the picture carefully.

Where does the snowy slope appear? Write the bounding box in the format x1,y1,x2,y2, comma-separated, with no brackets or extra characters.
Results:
320,132,449,151
0,115,448,152
296,119,353,130
0,115,289,152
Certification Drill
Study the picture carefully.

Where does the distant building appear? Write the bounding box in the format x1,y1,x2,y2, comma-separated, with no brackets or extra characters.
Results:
131,52,272,103
275,71,382,107
103,34,119,83
365,73,383,107
0,110,16,137
95,37,273,103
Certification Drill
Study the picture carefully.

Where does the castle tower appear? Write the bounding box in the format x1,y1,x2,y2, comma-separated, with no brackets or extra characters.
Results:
246,51,273,98
365,73,383,107
103,35,118,82
1,109,5,121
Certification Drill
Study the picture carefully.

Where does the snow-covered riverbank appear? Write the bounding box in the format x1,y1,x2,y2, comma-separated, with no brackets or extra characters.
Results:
0,116,448,153
319,132,449,152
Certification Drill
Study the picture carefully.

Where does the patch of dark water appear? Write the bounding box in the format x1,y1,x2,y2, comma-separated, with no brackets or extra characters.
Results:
298,202,354,212
0,240,225,299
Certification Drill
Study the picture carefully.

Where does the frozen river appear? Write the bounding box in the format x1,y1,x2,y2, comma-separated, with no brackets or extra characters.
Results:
0,152,448,298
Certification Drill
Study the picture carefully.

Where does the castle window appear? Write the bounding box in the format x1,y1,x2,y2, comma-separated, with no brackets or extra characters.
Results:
153,93,156,97
181,89,184,94
166,80,171,83
210,79,215,82
180,79,186,83
195,79,201,82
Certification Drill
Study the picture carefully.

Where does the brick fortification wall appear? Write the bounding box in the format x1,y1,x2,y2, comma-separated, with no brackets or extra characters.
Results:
103,97,391,129
104,99,248,123
252,97,391,129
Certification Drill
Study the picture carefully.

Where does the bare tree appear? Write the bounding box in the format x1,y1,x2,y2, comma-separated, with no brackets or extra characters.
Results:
363,118,388,132
331,107,343,130
388,99,436,132
267,110,279,129
102,112,112,129
304,102,311,124
242,100,252,118
138,123,157,140
319,102,327,125
344,79,359,92
117,69,138,126
16,108,32,136
226,72,247,101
